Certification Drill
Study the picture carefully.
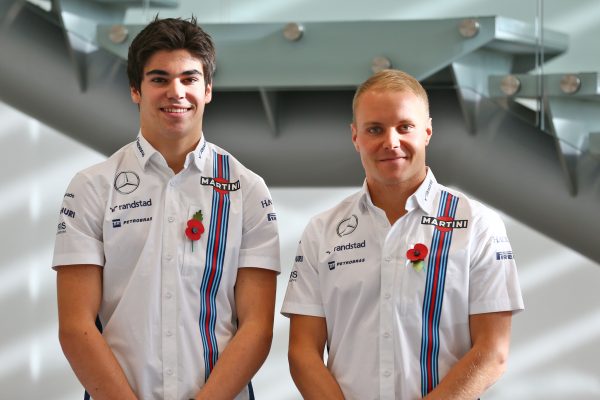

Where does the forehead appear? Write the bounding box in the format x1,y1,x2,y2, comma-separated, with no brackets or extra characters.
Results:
143,49,203,72
355,89,428,122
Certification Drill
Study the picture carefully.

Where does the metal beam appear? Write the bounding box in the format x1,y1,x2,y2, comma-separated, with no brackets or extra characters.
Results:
96,16,568,90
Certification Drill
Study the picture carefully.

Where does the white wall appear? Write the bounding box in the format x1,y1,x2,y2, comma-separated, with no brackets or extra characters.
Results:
1,99,599,399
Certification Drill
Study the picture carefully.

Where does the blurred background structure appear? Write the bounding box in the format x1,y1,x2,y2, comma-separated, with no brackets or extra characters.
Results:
0,0,599,398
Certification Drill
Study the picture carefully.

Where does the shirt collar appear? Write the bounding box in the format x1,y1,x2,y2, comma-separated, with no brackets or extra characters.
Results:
134,133,208,171
406,167,437,214
358,167,438,215
183,134,208,171
134,133,159,170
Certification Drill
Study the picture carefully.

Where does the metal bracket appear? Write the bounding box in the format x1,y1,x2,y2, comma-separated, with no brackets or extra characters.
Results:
451,49,513,134
489,72,600,195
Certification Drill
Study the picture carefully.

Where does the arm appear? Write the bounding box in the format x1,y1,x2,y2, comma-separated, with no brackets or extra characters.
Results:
288,314,345,400
424,311,513,400
56,265,137,400
194,267,277,400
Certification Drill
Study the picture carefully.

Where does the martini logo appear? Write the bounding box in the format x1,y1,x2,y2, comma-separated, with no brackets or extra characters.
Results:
421,216,468,232
201,176,241,193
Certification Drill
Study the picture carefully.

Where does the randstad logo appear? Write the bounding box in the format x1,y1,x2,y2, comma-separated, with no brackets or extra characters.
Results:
332,240,366,252
110,198,152,213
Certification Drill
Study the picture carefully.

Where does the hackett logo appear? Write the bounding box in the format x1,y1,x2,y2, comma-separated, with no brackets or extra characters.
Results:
421,216,468,232
201,177,241,193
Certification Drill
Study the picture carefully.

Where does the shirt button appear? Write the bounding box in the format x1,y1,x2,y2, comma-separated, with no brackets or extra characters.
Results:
384,256,392,262
166,330,173,337
169,181,175,187
167,368,173,375
165,292,172,299
168,216,174,223
384,293,391,300
383,332,390,339
383,370,391,377
166,254,172,261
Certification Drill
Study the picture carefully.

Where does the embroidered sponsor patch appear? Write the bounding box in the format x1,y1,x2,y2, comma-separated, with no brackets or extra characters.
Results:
60,207,76,219
295,255,303,262
336,215,358,237
114,171,140,194
420,215,468,232
331,240,366,252
260,199,272,208
57,221,66,234
328,258,365,270
289,271,298,282
267,213,277,221
200,176,241,193
112,216,152,228
496,251,514,260
110,198,152,213
492,236,510,244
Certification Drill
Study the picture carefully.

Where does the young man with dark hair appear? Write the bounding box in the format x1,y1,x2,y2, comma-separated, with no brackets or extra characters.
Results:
282,69,524,400
54,17,280,400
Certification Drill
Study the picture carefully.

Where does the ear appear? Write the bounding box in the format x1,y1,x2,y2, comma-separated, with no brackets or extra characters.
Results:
351,123,360,152
204,83,213,104
424,117,432,146
130,86,141,104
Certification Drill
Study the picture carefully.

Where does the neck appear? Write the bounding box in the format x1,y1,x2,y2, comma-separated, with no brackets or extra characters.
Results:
367,176,424,225
142,132,201,174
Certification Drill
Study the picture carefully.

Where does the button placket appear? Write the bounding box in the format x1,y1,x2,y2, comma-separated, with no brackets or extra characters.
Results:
161,182,178,398
379,236,396,399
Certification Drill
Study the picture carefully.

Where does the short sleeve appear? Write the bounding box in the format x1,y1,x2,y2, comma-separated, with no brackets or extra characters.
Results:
468,209,524,315
281,221,325,318
238,177,280,273
52,172,106,268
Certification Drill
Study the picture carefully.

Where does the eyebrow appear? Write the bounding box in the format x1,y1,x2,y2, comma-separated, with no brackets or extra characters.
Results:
145,69,203,77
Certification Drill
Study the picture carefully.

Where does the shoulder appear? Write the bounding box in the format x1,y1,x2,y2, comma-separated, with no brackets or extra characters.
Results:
304,191,363,237
205,141,266,189
68,142,135,194
436,184,506,232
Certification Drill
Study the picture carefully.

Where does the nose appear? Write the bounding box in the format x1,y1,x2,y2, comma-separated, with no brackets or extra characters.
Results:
167,79,185,100
383,129,400,150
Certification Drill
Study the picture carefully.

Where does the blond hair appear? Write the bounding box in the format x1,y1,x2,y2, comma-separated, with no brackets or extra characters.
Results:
352,69,429,121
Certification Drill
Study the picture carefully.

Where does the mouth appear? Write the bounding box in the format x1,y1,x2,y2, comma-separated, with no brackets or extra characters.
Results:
379,155,408,162
160,106,193,114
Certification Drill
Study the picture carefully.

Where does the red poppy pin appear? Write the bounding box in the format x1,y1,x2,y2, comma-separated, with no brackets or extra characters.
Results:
406,243,428,272
185,210,205,252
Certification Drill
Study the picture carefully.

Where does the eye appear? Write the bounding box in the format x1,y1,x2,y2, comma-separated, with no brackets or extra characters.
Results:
150,77,167,83
397,124,413,133
183,77,200,84
366,126,382,134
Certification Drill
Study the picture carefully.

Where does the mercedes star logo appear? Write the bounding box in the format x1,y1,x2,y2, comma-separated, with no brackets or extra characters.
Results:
336,214,358,237
114,171,140,194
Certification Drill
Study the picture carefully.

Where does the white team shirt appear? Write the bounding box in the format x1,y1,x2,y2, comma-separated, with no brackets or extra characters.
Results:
53,134,280,400
281,169,523,400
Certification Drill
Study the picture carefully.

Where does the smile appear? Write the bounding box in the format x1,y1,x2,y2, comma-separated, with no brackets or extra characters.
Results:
379,156,407,162
161,107,192,113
